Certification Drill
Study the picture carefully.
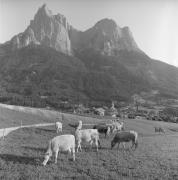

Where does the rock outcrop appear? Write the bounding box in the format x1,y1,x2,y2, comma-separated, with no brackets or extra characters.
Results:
2,4,142,56
74,18,141,55
10,4,72,55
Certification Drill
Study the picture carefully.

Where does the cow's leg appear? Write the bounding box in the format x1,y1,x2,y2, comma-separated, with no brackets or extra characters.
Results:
89,140,93,151
122,142,126,149
76,142,80,152
95,139,98,152
79,142,82,152
71,147,75,161
42,154,50,166
54,149,59,164
133,142,137,150
68,148,71,155
131,140,137,150
98,139,101,149
76,145,79,153
77,140,82,152
131,141,134,149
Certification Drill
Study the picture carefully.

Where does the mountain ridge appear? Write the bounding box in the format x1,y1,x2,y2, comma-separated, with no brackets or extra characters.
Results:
0,4,177,106
0,4,142,56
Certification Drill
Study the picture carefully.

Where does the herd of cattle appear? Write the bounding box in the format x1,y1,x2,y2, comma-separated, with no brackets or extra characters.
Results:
42,120,138,166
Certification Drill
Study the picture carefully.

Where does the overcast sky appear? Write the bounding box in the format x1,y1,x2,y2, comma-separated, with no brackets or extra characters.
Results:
0,0,177,67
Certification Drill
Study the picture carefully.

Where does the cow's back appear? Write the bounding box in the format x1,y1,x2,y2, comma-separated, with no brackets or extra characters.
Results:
79,129,98,141
52,135,75,151
114,131,135,142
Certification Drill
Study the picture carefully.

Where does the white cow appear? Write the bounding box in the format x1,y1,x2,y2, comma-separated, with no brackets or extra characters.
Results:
42,135,75,166
75,129,100,152
110,121,124,133
55,122,62,133
76,120,82,130
68,120,82,130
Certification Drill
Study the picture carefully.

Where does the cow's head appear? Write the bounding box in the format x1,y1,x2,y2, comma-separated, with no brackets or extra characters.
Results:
111,139,116,149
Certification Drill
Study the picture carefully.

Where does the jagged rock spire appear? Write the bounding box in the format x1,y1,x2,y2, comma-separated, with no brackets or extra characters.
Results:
10,4,72,55
6,4,142,56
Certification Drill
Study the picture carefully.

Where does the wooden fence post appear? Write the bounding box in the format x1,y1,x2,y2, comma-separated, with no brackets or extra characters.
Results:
3,128,5,140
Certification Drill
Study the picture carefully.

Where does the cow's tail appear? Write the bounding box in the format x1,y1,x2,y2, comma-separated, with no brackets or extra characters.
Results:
45,140,52,157
71,136,76,161
106,126,111,136
130,131,138,149
42,140,53,166
95,131,101,148
134,132,138,149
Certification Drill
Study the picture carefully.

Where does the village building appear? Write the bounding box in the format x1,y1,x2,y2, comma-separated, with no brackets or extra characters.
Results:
94,107,105,116
105,101,118,117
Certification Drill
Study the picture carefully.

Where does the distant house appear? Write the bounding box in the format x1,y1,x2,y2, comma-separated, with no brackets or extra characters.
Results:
174,117,178,123
111,114,117,118
75,104,86,114
120,105,135,113
40,96,48,99
94,107,105,116
75,104,90,114
105,101,118,117
46,106,51,110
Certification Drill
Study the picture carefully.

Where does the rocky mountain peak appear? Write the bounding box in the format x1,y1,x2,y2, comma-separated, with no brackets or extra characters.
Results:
75,18,141,55
2,4,142,56
37,4,52,17
9,4,72,55
95,18,117,29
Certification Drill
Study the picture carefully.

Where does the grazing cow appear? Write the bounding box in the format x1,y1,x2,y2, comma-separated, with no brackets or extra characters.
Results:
68,123,78,129
76,120,82,130
42,135,75,166
75,129,101,152
55,122,62,133
93,124,111,138
154,127,165,133
68,120,82,130
111,131,138,149
110,121,124,133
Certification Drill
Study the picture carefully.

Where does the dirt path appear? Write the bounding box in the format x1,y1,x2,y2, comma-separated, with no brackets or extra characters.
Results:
0,122,98,139
0,123,55,139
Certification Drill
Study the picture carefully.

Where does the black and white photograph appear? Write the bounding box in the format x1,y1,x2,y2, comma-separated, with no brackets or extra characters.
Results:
0,0,178,179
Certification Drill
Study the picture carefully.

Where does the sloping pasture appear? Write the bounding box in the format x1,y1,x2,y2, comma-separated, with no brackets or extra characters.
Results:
0,103,104,128
0,111,178,179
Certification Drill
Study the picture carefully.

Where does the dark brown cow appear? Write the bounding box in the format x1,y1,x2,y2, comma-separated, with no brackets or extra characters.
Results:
154,127,165,133
93,124,111,138
111,131,138,149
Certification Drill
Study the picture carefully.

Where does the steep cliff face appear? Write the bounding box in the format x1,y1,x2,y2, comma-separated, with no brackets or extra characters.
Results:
10,4,72,55
1,4,142,56
70,18,141,55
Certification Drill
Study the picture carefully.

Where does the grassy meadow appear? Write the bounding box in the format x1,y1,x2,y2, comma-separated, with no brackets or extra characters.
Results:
0,105,178,179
